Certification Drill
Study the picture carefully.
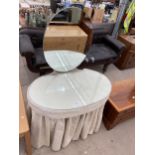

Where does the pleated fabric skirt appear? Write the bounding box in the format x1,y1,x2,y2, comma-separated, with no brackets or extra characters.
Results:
29,105,104,151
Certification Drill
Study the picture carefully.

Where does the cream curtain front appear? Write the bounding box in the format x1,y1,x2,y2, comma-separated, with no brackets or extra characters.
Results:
29,104,104,151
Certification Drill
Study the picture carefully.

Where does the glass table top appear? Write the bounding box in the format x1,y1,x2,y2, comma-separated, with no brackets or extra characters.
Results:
28,69,111,110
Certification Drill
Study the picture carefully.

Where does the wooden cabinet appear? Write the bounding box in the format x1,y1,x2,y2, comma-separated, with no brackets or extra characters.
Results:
115,35,135,69
103,79,135,130
44,25,88,53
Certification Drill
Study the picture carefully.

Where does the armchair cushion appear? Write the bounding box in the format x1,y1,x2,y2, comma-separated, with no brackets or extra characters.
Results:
19,34,35,56
102,35,126,52
93,35,126,54
19,28,45,38
86,44,117,62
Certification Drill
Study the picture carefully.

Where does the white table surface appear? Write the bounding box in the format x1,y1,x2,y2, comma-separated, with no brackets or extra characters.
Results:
28,69,111,113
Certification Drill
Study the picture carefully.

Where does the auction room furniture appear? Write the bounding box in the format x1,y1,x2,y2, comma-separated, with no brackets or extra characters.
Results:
27,7,111,151
19,27,51,74
51,6,76,22
103,79,135,130
115,35,135,69
50,7,83,24
19,83,32,155
79,20,125,71
80,20,115,50
43,25,87,52
80,34,126,71
27,68,111,151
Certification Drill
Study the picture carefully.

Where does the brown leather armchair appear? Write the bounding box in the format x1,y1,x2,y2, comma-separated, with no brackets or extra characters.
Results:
79,31,126,71
19,27,52,74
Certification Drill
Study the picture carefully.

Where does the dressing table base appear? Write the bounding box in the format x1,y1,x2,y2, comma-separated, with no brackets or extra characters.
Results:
29,106,104,151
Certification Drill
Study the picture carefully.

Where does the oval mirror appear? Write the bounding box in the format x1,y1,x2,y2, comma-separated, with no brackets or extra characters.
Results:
43,7,88,72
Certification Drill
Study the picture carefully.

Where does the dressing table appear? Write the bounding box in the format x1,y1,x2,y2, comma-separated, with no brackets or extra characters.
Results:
27,7,112,151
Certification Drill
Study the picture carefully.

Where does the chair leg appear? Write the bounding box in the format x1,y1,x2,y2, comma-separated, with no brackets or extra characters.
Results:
102,64,109,72
25,131,32,155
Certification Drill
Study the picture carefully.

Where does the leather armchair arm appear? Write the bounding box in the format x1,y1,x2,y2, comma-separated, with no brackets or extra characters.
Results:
19,34,35,56
93,34,126,54
19,27,45,48
103,35,126,52
19,27,45,38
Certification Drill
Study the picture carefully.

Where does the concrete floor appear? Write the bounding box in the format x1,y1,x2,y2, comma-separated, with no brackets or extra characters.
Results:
19,55,135,155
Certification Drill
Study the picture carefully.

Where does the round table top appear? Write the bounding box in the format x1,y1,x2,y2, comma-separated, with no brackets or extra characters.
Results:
27,69,111,113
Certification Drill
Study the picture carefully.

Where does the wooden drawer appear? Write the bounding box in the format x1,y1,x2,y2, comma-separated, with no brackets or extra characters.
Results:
122,50,135,69
118,35,135,51
115,47,135,69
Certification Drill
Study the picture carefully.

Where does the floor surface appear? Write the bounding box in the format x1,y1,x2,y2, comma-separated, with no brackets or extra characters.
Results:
19,55,135,155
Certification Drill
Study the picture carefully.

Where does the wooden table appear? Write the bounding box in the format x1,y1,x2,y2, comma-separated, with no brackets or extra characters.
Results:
19,83,31,155
115,35,135,69
103,79,135,130
44,25,88,52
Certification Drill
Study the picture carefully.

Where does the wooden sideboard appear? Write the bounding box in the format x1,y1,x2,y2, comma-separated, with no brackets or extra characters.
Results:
103,79,135,130
115,35,135,69
44,25,88,52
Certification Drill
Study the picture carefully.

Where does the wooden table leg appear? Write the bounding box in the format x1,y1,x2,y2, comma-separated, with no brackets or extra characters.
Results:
25,131,32,155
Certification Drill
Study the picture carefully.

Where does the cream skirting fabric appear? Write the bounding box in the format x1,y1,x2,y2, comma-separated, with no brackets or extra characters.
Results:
29,105,104,151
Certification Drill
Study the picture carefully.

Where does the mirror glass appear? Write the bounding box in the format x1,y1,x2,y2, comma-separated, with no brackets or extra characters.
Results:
44,50,85,72
43,7,88,72
50,7,82,24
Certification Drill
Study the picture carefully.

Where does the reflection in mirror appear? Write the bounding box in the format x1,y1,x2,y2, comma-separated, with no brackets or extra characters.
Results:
44,50,86,72
43,25,87,52
50,7,82,24
43,7,88,72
